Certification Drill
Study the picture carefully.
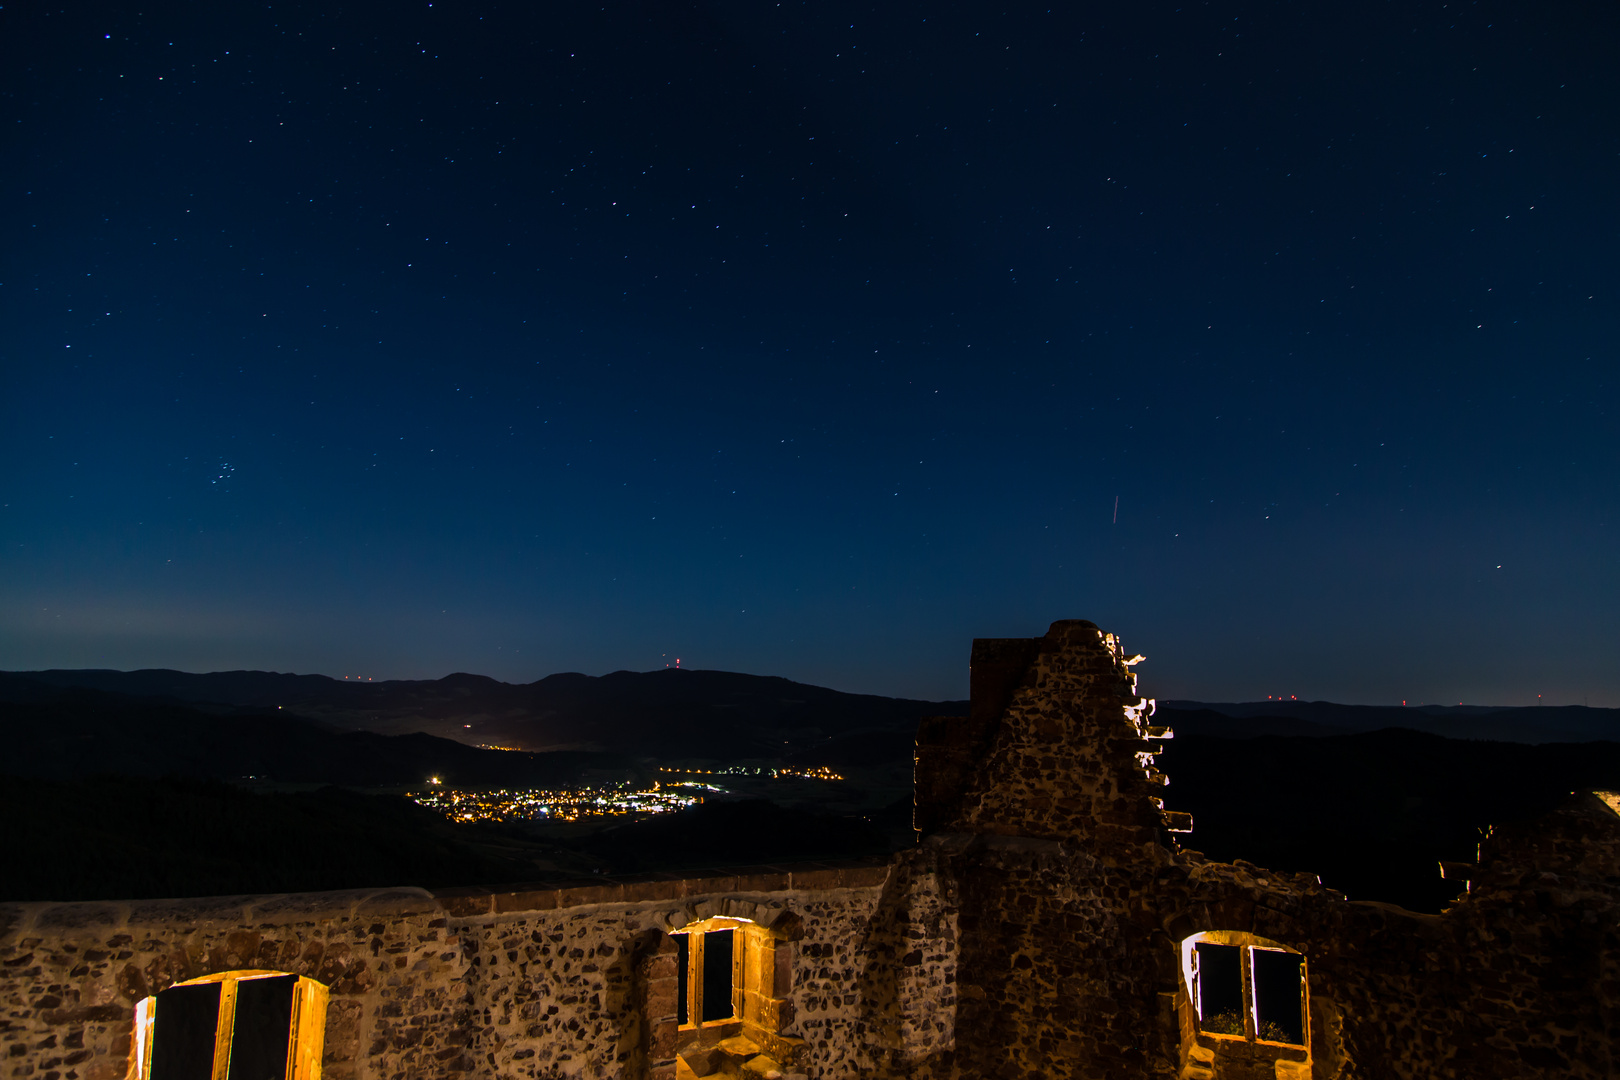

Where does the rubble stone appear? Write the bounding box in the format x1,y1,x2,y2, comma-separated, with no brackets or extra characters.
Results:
4,620,1614,1078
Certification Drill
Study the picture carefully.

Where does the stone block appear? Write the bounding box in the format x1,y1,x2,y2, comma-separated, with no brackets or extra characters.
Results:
35,904,124,931
1208,897,1256,932
493,888,559,914
842,866,890,889
970,636,1044,721
741,1052,783,1076
438,893,493,918
772,944,793,995
732,871,791,894
683,1046,724,1075
784,865,843,891
685,873,741,895
647,1019,681,1059
41,1004,124,1025
127,897,249,926
621,878,687,903
758,996,794,1030
645,984,678,1018
348,888,440,917
646,952,679,983
558,883,624,908
722,899,759,921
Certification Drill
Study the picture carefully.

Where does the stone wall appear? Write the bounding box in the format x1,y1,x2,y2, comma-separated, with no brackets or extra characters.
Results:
7,617,1618,1080
1,862,960,1080
905,618,1620,1080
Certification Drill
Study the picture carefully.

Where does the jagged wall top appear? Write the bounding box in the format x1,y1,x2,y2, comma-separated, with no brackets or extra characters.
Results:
915,619,1175,852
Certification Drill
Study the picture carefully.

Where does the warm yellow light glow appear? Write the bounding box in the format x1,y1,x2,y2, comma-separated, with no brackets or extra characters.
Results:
408,783,700,823
131,971,328,1080
655,764,844,781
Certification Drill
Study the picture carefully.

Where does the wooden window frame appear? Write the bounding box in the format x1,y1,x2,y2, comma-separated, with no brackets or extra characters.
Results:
1175,931,1312,1080
673,917,748,1032
1182,933,1307,1047
666,914,804,1072
131,969,328,1080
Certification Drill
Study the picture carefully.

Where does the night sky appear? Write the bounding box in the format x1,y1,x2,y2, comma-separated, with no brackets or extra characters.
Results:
3,1,1616,706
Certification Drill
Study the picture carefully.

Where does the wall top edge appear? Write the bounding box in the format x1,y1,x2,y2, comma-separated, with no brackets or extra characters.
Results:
0,858,895,932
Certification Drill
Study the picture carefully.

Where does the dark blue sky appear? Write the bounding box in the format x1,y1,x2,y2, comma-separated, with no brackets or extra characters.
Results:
3,0,1616,705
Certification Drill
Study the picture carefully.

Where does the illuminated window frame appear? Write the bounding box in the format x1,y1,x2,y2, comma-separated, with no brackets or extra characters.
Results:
1179,931,1309,1049
671,917,748,1032
663,913,801,1076
132,970,328,1080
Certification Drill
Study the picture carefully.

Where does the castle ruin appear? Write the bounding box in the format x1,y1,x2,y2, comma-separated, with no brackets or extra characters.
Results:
4,620,1615,1079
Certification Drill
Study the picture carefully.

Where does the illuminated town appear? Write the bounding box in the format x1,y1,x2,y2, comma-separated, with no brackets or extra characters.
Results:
408,765,844,824
408,782,710,823
655,765,844,781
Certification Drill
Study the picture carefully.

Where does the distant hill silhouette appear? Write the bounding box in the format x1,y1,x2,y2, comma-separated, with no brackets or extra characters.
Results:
12,667,1612,749
1153,708,1356,739
9,667,966,757
0,674,635,788
1156,699,1620,743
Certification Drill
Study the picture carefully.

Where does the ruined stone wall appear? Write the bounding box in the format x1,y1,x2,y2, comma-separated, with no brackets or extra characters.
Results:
0,887,450,1080
945,620,1169,851
903,618,1620,1080
1,861,961,1080
8,618,1617,1080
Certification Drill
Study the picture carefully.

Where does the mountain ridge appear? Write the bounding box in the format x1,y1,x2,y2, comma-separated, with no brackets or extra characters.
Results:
6,666,967,755
1157,699,1620,743
10,668,1616,746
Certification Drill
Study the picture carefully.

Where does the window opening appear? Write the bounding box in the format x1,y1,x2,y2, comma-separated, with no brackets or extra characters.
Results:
230,975,300,1080
1194,942,1245,1036
148,981,221,1080
132,971,328,1080
674,925,739,1028
666,916,800,1078
1180,932,1309,1054
1251,948,1306,1045
675,933,691,1026
700,929,734,1023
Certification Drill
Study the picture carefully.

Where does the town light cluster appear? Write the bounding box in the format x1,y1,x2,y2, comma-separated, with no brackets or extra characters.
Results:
656,765,844,781
408,783,701,823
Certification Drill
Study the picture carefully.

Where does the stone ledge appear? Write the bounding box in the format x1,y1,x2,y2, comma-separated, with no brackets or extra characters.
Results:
0,859,897,939
0,887,442,937
430,858,893,916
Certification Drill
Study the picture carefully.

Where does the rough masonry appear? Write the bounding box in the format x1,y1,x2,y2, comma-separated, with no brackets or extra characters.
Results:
4,619,1616,1079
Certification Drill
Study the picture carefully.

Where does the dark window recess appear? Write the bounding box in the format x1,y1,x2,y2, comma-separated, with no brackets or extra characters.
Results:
150,981,222,1080
701,929,734,1022
676,933,691,1026
1196,942,1244,1036
228,975,298,1080
1251,949,1306,1045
